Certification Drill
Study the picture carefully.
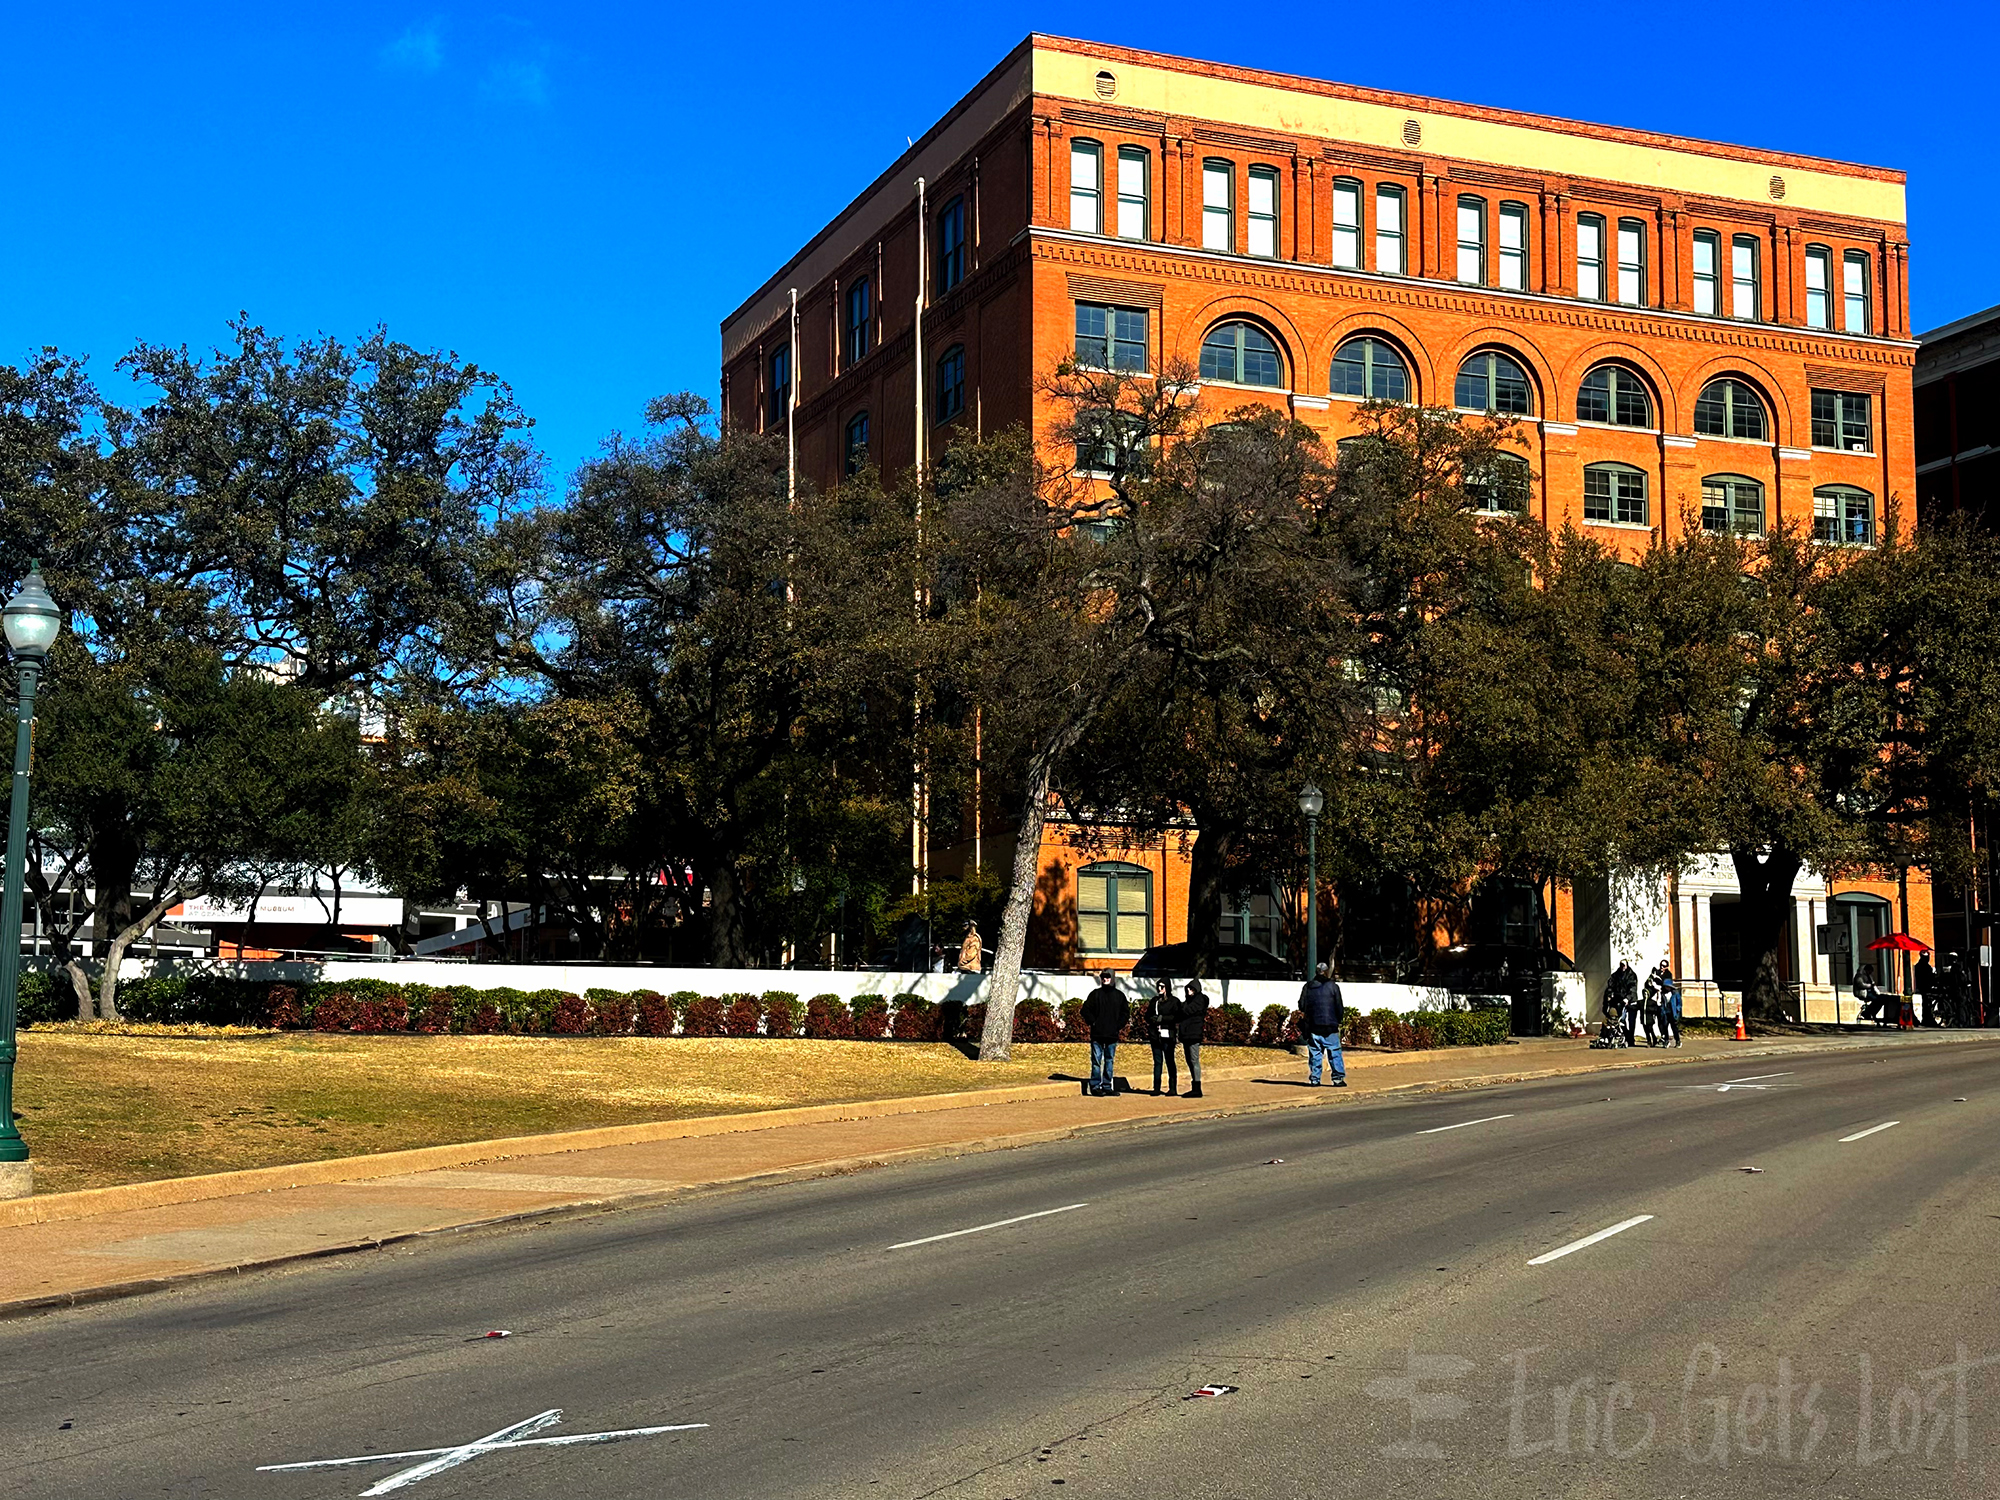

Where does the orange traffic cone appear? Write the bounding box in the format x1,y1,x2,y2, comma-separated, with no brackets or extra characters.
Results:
1733,1011,1747,1040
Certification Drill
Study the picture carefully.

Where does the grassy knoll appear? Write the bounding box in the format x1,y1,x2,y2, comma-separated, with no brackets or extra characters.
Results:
14,1028,1273,1194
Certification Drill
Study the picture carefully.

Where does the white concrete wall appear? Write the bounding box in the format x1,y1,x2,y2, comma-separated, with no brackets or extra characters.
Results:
118,957,1456,1017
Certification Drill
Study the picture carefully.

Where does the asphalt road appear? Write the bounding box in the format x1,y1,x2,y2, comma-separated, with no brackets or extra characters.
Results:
3,1038,1998,1499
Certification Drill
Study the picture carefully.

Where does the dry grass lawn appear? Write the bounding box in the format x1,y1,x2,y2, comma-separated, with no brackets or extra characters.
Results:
14,1027,1275,1195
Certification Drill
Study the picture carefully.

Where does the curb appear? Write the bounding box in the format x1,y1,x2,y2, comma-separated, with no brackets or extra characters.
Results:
6,1030,1990,1321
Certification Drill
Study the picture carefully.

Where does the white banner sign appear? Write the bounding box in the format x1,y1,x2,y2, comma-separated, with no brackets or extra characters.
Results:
174,894,404,926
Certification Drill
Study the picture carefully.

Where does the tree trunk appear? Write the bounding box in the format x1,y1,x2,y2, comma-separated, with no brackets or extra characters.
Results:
81,835,140,1021
96,886,189,1020
1185,825,1233,978
978,752,1058,1062
1731,845,1803,1021
706,859,754,968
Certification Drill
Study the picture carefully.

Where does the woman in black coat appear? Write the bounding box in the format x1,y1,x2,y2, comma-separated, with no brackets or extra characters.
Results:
1178,979,1211,1098
1145,979,1180,1096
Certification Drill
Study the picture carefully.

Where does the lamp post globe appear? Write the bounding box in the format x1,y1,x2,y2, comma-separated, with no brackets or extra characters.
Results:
1298,783,1323,979
3,567,61,660
2,563,63,1197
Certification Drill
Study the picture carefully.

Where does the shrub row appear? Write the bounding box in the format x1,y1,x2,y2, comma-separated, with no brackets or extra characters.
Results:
1340,1005,1511,1050
13,970,1511,1048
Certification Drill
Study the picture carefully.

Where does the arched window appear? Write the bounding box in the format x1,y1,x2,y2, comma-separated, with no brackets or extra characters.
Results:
1467,452,1531,514
937,196,966,292
843,412,870,477
1701,474,1764,537
1694,378,1768,441
1069,141,1103,233
1330,337,1408,401
1828,892,1893,989
1454,350,1533,415
1200,321,1284,387
1078,861,1152,954
1583,462,1649,525
1577,365,1653,427
1116,147,1149,240
935,345,965,424
1814,485,1874,546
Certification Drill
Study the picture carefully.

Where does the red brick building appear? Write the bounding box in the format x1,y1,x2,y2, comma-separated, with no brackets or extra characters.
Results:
720,36,1924,1001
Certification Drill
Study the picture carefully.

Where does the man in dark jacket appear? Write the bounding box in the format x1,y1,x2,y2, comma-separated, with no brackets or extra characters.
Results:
1079,974,1127,1096
1177,979,1211,1098
1299,962,1347,1086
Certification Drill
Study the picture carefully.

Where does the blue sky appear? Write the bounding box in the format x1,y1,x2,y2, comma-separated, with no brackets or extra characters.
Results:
2,3,1990,486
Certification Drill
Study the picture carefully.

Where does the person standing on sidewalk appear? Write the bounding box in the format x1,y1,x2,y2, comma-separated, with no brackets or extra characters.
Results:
1653,961,1683,1047
1299,962,1348,1087
1080,974,1127,1096
1915,952,1936,1027
1639,965,1663,1047
1145,979,1181,1096
1178,978,1211,1099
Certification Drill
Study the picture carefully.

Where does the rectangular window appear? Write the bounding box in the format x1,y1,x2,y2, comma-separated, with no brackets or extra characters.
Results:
845,278,872,366
767,345,789,428
1843,250,1872,334
1456,196,1486,284
1617,218,1646,306
1202,160,1233,252
1584,466,1649,525
1375,185,1405,274
1331,179,1362,270
1701,476,1765,537
937,197,966,293
1116,147,1148,241
1248,166,1279,258
1815,488,1875,546
1498,202,1527,290
1069,141,1102,233
1804,246,1831,329
1692,230,1720,316
1078,865,1151,953
1074,303,1148,372
1731,235,1760,320
1576,214,1605,301
1810,390,1872,451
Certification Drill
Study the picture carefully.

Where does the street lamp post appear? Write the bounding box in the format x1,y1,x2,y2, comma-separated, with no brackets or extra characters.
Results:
1297,783,1324,979
1,564,62,1200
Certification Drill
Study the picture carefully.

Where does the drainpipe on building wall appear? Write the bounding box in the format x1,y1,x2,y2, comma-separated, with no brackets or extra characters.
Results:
786,288,799,503
911,178,929,899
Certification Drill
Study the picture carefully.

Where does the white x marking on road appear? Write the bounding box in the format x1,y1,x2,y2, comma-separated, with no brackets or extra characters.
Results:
257,1408,707,1496
1671,1072,1796,1093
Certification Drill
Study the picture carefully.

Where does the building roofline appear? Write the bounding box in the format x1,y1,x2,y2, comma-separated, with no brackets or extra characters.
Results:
719,37,1035,338
1033,34,1904,185
1916,302,2000,346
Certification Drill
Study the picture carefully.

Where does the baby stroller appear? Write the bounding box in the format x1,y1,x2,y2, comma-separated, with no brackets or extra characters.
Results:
1592,997,1629,1048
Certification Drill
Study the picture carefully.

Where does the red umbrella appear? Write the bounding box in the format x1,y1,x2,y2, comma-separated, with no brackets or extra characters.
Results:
1867,932,1930,953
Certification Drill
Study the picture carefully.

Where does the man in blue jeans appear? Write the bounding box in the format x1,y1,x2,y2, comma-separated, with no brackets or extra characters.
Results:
1299,962,1347,1087
1079,973,1127,1096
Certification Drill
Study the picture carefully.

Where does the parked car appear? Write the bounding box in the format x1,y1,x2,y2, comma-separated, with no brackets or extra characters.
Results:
1432,943,1575,991
1129,943,1296,980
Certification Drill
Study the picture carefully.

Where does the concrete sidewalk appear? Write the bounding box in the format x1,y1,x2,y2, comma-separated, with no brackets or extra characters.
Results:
1,1029,1987,1317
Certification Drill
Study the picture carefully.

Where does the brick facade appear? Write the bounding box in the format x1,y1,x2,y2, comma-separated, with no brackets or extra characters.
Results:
721,35,1927,981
